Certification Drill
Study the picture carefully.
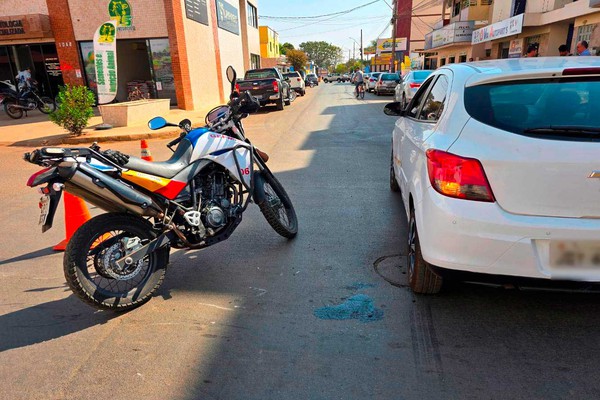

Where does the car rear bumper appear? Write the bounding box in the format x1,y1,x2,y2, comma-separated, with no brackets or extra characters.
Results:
416,186,600,282
376,87,396,94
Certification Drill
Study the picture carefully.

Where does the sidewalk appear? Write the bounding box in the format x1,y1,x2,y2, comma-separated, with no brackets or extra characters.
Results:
0,105,215,147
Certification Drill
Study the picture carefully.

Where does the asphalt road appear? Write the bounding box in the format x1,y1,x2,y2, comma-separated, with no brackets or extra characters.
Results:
1,83,600,400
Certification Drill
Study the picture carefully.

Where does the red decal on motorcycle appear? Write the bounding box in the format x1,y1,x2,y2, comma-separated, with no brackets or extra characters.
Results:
27,167,52,187
240,168,250,176
155,180,187,199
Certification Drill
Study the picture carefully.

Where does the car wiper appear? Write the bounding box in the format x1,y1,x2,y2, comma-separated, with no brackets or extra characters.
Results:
524,126,600,134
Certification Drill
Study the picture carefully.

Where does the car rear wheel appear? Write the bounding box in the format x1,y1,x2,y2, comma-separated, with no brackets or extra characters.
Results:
408,209,443,294
276,96,284,111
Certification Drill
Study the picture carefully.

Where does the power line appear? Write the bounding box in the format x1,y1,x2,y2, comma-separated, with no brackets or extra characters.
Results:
283,18,389,39
260,0,381,20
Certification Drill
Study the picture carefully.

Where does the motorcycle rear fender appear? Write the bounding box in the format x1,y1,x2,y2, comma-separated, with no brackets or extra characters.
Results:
42,188,63,233
27,166,61,187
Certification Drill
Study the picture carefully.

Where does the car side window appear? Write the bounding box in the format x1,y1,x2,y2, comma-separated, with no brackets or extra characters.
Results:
407,76,435,118
417,75,449,122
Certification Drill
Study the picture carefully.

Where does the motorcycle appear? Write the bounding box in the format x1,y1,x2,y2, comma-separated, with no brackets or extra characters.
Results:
23,66,298,311
3,81,56,119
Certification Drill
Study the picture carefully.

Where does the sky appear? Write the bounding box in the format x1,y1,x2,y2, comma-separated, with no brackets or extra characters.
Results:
256,0,394,61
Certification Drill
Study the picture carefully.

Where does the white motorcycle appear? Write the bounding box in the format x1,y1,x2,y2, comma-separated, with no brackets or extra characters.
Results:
23,66,298,311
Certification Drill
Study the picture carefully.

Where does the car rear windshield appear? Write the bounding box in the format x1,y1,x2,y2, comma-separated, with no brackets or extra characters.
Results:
245,69,278,79
464,78,600,139
307,74,316,78
413,71,432,80
284,73,299,78
381,74,399,81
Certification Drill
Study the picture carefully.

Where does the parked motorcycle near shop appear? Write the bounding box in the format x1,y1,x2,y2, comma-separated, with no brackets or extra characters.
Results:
23,66,298,311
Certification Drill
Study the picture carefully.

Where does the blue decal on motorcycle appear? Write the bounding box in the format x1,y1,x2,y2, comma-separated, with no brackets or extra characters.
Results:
186,127,210,148
210,148,232,156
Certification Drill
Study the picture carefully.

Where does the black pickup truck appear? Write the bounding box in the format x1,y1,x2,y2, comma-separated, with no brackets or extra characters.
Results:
236,68,292,111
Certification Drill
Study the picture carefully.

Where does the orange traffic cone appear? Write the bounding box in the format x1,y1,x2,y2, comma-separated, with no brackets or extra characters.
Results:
141,139,153,161
53,192,92,251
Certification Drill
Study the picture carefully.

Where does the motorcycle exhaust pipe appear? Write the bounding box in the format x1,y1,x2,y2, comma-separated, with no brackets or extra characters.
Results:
58,162,162,217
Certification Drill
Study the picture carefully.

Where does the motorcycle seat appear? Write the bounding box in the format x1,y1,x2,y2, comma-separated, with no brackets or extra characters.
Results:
124,140,192,179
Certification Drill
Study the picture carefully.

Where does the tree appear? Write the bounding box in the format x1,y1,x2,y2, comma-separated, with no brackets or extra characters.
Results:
49,85,95,136
334,63,347,74
299,41,343,69
280,42,295,55
286,49,308,72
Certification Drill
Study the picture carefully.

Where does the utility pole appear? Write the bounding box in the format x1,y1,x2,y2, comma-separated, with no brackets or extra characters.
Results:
360,29,363,63
391,0,397,73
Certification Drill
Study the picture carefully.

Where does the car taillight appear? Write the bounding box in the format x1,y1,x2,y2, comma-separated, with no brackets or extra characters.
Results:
297,78,301,82
409,83,421,88
235,83,240,92
273,81,279,93
426,150,495,202
563,67,600,76
370,78,375,82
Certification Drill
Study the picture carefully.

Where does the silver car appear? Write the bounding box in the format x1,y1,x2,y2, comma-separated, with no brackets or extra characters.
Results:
394,70,434,108
366,72,382,92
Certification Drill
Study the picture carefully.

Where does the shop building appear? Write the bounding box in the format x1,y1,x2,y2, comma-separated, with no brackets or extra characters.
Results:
258,25,280,68
474,0,600,58
0,0,261,110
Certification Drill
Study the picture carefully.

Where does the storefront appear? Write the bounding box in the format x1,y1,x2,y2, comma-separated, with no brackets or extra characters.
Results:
424,21,485,66
0,14,64,98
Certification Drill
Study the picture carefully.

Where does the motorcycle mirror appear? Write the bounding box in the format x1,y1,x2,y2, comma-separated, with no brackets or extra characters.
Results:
148,116,167,130
226,66,237,93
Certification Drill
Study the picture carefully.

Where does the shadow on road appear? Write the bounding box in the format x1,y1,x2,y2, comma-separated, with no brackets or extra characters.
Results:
0,246,55,266
0,296,115,353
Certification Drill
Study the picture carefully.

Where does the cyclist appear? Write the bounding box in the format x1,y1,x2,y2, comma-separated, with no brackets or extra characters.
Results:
352,68,364,98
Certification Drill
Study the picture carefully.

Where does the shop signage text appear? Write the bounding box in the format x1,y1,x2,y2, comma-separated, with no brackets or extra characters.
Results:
0,19,25,36
216,0,239,35
508,39,523,58
425,21,474,50
109,0,135,31
376,38,407,55
185,0,209,26
94,21,118,104
471,14,524,44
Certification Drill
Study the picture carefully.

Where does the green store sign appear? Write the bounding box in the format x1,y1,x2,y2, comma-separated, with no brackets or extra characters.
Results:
109,0,135,31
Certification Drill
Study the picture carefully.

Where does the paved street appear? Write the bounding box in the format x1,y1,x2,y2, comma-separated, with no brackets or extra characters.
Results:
1,83,600,400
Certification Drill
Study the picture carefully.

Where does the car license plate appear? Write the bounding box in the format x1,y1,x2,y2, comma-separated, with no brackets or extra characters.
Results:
38,195,50,226
253,94,262,99
550,241,600,269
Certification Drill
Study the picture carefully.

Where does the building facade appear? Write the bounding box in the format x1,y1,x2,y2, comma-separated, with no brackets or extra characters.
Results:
420,0,599,68
0,0,261,110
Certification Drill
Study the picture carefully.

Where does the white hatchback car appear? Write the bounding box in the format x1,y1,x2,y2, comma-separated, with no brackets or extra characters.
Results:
386,58,600,294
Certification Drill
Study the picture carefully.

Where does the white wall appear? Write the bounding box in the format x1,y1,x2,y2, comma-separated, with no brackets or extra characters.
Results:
0,0,48,15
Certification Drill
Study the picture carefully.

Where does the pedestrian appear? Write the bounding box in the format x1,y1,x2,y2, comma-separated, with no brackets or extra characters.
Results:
525,44,538,57
558,44,572,56
576,40,592,56
352,67,364,98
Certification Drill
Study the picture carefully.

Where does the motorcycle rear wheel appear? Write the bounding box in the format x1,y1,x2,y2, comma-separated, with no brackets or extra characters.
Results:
64,213,169,311
38,96,56,114
258,171,298,239
4,99,23,119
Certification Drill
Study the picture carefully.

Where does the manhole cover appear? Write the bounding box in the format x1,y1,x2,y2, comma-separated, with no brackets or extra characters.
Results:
374,255,408,288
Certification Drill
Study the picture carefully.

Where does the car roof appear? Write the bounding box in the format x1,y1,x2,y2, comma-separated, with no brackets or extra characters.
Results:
440,57,600,87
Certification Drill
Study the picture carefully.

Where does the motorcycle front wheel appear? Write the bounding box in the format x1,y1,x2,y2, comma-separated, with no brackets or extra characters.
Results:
4,99,23,119
64,213,169,311
258,170,298,239
38,96,56,114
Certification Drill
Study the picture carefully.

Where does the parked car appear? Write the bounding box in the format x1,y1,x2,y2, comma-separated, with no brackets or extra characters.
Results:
394,70,434,108
236,68,292,111
374,72,400,95
385,58,600,294
324,73,348,83
305,73,319,87
284,71,306,96
366,72,382,92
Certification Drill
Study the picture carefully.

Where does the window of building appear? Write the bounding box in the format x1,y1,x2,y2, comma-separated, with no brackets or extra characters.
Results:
480,0,493,5
418,75,449,122
452,0,461,16
577,24,594,43
448,56,456,63
440,58,446,66
247,3,258,28
459,55,467,62
251,53,260,69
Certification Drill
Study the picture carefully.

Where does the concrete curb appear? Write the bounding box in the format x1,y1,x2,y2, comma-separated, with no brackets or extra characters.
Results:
0,127,183,148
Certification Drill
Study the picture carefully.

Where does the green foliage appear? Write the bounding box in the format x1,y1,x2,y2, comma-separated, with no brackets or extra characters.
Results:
49,85,95,136
334,63,347,74
280,42,295,55
299,41,343,68
286,49,309,72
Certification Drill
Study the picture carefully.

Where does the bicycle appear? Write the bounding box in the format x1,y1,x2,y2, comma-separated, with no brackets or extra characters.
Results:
355,82,365,99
